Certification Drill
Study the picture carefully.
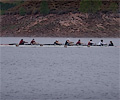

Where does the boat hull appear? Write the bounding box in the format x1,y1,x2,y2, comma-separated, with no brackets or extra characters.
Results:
0,44,116,48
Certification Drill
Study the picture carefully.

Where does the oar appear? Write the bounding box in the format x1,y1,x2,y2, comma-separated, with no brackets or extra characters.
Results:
41,44,64,46
0,43,18,45
0,44,10,45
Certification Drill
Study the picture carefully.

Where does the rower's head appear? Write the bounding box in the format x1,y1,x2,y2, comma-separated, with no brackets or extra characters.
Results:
67,38,70,41
32,39,34,40
90,39,92,41
101,40,103,42
56,39,58,42
78,39,80,41
110,41,112,43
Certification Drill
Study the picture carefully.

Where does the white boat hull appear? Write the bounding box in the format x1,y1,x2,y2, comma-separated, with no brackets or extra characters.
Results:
0,44,116,48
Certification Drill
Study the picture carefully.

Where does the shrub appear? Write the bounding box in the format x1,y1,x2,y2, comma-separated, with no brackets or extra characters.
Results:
79,0,102,13
0,2,16,10
40,1,49,15
0,10,5,15
108,2,118,12
19,7,26,16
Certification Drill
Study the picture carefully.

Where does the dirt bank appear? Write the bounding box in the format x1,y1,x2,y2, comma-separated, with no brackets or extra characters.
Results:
1,13,120,37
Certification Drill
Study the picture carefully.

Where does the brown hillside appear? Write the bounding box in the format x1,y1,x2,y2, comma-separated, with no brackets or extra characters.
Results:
1,0,119,37
1,13,119,37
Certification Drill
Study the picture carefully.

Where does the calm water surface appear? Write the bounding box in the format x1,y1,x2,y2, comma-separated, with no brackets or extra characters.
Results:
0,37,120,100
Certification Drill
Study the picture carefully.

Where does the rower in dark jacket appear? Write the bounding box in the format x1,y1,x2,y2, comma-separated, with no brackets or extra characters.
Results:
65,39,74,46
30,39,38,45
109,41,114,46
76,39,81,45
54,40,62,45
19,39,28,45
88,39,94,46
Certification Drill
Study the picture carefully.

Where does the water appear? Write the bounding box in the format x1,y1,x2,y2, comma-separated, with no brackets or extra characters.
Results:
0,37,120,100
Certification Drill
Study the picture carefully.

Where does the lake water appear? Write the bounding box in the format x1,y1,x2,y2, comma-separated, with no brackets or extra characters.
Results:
0,37,120,100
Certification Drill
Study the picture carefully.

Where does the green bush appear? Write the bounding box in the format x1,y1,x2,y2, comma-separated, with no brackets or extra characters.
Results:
15,1,24,6
0,2,16,10
0,10,5,15
40,1,49,15
0,1,24,15
108,2,118,12
79,0,102,13
19,7,26,16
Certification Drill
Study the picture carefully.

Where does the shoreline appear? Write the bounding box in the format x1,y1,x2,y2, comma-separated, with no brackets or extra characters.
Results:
0,36,120,38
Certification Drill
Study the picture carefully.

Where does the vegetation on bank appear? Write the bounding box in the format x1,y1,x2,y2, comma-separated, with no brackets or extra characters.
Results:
40,1,50,15
19,7,26,16
0,2,16,15
79,0,102,13
0,0,119,15
0,1,24,15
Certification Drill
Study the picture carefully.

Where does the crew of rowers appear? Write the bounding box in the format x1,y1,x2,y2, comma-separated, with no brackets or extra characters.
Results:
64,39,114,46
19,39,114,46
19,39,38,45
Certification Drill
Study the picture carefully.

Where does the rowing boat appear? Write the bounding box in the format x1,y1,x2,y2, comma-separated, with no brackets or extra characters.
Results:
0,44,116,48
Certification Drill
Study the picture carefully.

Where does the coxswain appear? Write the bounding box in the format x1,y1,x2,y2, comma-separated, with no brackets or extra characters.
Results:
109,41,114,46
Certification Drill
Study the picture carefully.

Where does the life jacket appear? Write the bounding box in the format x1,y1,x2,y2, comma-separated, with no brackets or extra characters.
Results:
31,40,35,44
76,41,81,45
88,41,91,45
19,40,24,45
65,41,69,45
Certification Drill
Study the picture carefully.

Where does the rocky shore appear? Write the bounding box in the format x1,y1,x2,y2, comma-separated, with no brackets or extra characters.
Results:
1,13,120,37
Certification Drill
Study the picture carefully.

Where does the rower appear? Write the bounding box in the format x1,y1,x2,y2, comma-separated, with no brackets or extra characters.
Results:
88,39,95,46
76,39,81,45
19,39,28,45
98,40,107,46
65,38,74,46
54,40,62,45
30,39,38,45
109,41,114,46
